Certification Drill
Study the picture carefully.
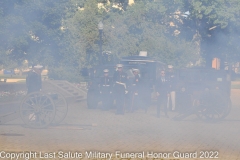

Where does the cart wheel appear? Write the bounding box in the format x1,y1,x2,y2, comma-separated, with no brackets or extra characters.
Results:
195,91,231,122
44,90,68,125
20,92,55,128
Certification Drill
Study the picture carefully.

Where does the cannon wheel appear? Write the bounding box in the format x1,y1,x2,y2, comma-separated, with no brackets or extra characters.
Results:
194,91,231,122
20,91,55,128
44,90,68,125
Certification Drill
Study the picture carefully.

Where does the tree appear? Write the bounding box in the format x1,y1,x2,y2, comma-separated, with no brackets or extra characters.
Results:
65,0,104,67
0,0,70,67
3,0,239,82
102,0,199,67
0,0,83,81
183,0,240,66
65,0,199,69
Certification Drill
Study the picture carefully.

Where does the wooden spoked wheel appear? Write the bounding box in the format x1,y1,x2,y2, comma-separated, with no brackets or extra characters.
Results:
194,91,231,122
20,91,55,128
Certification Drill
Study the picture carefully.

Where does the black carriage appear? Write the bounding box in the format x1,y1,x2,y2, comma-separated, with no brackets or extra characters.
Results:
174,68,232,121
120,55,166,84
86,55,166,109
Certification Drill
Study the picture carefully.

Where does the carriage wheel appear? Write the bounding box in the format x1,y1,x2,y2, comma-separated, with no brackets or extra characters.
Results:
20,92,55,128
194,91,231,122
44,90,68,125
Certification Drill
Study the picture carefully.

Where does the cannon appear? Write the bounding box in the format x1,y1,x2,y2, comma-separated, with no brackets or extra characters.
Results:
173,68,232,122
0,89,68,128
0,80,86,128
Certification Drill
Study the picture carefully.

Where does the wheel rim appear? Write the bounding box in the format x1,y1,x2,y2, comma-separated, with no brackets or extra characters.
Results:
20,92,55,128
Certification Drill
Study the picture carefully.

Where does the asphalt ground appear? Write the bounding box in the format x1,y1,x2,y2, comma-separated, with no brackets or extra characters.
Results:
0,89,240,160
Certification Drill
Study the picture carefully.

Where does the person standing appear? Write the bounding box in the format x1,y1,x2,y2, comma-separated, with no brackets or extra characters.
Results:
155,70,170,118
87,67,100,109
99,69,113,110
166,65,176,111
26,65,43,94
113,64,128,115
140,72,152,112
130,68,141,112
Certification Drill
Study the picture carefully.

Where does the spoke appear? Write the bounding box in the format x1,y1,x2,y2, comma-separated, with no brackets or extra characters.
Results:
43,103,54,108
22,103,35,109
212,109,222,117
37,94,44,105
34,95,39,104
40,96,49,106
29,97,36,105
55,113,62,119
38,94,44,104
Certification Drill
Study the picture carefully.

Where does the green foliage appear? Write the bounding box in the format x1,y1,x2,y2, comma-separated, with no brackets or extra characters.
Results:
98,0,198,67
64,0,104,67
0,0,69,65
187,0,240,63
1,0,240,82
50,0,201,69
48,65,83,82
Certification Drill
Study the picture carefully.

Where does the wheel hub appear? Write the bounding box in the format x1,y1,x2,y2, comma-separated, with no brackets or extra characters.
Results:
34,104,42,112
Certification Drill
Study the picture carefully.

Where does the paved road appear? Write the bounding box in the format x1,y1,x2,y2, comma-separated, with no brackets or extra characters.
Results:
0,90,240,160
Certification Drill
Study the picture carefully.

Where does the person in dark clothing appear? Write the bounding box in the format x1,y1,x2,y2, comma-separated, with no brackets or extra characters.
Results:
140,72,152,112
113,64,128,115
87,68,99,109
129,69,141,112
155,70,170,118
26,65,43,94
99,69,113,110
